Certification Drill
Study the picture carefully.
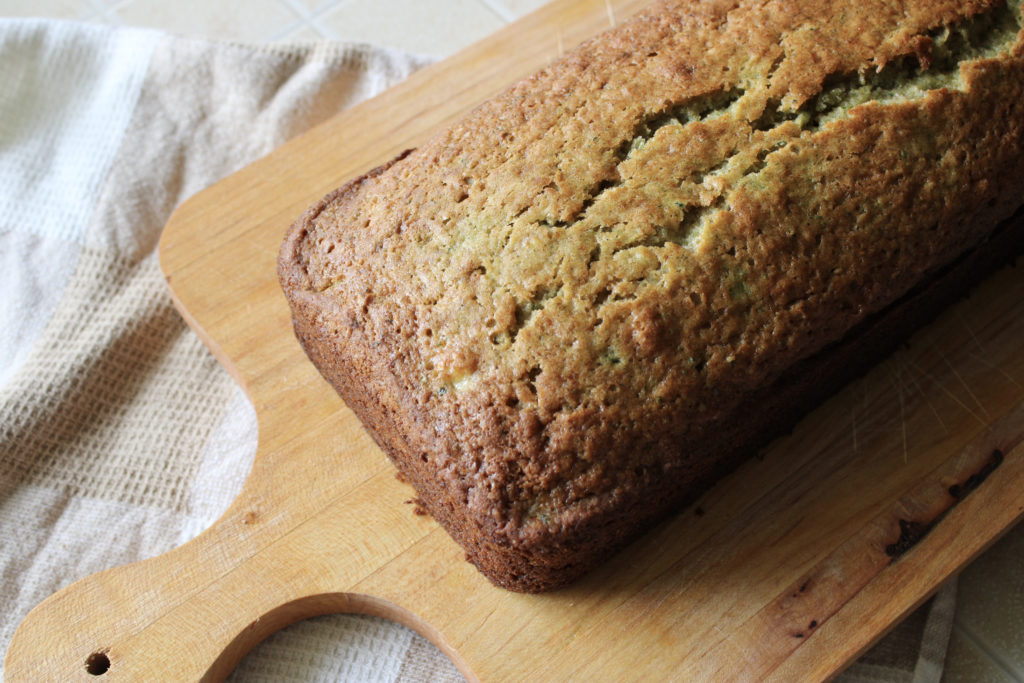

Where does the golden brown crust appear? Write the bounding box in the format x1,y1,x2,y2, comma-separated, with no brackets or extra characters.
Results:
279,0,1024,591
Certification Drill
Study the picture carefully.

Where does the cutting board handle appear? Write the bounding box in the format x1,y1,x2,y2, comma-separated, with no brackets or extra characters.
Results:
3,441,440,682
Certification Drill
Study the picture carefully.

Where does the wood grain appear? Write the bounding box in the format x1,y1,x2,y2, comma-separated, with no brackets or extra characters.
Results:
6,0,1024,680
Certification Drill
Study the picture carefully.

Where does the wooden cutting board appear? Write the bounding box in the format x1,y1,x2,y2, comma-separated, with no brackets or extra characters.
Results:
7,1,1024,680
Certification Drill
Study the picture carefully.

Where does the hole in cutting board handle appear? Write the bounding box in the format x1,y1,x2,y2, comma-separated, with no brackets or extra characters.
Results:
85,651,111,675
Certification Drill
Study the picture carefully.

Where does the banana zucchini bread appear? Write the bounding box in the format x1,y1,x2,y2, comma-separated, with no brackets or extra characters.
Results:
278,0,1024,591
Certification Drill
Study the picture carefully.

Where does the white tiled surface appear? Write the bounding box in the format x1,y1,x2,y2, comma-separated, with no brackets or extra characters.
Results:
317,0,505,56
2,1,1022,680
947,523,1024,682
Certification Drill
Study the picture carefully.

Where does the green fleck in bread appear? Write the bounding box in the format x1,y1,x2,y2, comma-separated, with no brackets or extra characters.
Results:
278,0,1024,591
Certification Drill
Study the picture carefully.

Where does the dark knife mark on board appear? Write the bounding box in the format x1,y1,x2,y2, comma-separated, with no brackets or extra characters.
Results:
885,448,1005,559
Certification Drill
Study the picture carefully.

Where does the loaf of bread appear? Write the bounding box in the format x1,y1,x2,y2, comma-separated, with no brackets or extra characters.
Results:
279,0,1024,591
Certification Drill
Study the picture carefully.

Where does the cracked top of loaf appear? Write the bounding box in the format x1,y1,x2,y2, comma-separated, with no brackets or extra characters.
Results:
280,0,1024,590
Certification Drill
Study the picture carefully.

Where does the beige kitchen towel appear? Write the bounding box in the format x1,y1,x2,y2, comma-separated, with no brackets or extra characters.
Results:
0,17,955,682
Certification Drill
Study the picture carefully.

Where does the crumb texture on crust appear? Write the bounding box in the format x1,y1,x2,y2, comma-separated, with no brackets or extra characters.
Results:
280,0,1024,590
